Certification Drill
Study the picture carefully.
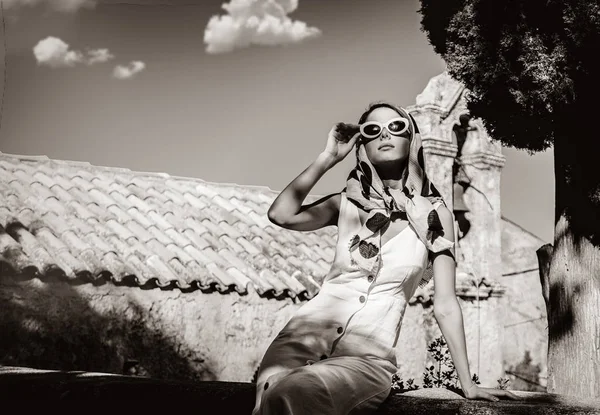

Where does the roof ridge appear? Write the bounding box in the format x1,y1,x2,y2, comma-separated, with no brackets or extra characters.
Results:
0,151,290,196
166,174,281,195
0,152,52,162
501,215,548,244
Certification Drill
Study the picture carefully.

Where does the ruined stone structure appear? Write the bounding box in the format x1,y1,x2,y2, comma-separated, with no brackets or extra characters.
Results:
403,72,506,384
400,72,548,390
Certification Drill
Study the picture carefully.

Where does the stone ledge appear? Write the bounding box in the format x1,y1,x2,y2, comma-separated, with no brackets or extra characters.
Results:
1,366,599,414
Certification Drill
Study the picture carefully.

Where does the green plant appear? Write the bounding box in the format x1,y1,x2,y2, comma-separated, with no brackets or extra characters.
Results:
391,373,419,392
391,336,513,394
422,336,461,393
391,336,481,394
497,377,511,390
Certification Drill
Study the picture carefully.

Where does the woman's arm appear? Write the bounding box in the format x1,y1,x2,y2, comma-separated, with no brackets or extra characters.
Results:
267,152,340,231
267,124,359,231
431,205,519,402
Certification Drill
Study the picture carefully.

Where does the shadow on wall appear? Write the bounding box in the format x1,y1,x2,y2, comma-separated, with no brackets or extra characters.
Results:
506,351,545,393
0,275,216,382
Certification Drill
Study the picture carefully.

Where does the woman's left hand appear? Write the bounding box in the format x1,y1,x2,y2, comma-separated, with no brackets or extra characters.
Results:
462,383,521,402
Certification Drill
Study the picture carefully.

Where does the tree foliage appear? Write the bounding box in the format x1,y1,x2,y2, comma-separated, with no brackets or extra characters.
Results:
418,0,600,152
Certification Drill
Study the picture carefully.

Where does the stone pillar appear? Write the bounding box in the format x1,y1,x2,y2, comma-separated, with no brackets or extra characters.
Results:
457,125,506,385
407,72,507,387
459,131,505,285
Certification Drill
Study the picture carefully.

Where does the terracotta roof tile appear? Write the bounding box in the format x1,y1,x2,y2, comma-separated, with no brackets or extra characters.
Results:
67,186,95,205
163,227,193,250
249,225,271,242
268,240,293,257
236,236,261,255
145,254,179,286
0,152,343,300
275,269,305,294
127,194,153,213
182,229,211,251
147,211,174,231
127,207,154,228
146,239,178,264
106,205,134,225
248,211,270,228
163,189,186,205
205,262,237,287
67,201,95,221
48,184,74,203
201,232,224,250
105,219,135,241
71,175,94,192
147,225,176,247
220,235,245,254
228,197,252,214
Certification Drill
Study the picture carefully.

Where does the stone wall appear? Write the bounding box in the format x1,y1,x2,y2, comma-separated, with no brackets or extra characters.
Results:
398,298,505,388
0,275,301,382
1,273,546,390
501,271,548,390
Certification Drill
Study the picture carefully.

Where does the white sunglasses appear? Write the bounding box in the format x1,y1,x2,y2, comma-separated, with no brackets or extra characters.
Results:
359,117,410,140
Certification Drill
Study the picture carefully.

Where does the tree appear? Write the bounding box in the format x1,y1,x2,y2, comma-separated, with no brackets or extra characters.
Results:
418,0,600,399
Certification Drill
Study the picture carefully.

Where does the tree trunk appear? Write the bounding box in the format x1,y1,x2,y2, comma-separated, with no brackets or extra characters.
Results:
536,243,553,318
547,130,600,398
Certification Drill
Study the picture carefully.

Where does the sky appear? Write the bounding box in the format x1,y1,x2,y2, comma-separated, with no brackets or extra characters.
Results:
0,0,555,243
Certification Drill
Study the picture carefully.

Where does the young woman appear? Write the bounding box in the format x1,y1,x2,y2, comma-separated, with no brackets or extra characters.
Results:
252,102,519,414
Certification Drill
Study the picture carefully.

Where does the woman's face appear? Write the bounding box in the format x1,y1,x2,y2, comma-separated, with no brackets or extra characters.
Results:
360,107,411,168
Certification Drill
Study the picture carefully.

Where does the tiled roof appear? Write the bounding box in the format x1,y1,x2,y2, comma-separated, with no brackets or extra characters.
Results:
0,152,541,303
0,152,340,300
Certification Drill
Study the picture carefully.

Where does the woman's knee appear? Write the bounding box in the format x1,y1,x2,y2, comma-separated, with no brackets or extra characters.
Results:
258,375,296,413
264,370,314,397
260,370,326,409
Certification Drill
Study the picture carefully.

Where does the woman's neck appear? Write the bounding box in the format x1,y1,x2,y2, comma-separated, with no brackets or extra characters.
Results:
376,160,407,190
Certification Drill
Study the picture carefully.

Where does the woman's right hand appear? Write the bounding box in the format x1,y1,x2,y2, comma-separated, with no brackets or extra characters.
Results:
322,122,360,164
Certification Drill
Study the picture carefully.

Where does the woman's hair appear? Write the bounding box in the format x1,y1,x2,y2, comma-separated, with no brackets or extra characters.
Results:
357,100,415,135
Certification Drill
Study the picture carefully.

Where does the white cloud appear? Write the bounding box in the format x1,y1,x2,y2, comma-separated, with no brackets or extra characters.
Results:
112,61,146,80
85,48,115,65
204,0,321,54
33,36,115,68
2,0,96,13
33,37,84,68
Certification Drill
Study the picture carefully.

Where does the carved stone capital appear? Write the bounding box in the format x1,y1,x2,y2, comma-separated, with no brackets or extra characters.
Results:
422,138,458,158
459,152,506,169
455,282,507,299
456,273,506,299
409,277,506,306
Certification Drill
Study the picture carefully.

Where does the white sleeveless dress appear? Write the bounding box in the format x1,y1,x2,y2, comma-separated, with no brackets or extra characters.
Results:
252,191,430,415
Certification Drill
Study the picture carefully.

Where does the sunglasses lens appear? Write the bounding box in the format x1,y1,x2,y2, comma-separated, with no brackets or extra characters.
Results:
361,123,381,137
388,120,408,134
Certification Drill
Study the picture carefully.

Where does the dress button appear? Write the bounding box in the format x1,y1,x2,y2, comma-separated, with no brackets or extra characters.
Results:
264,382,269,390
359,295,366,303
320,354,328,360
337,327,343,334
367,275,374,283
